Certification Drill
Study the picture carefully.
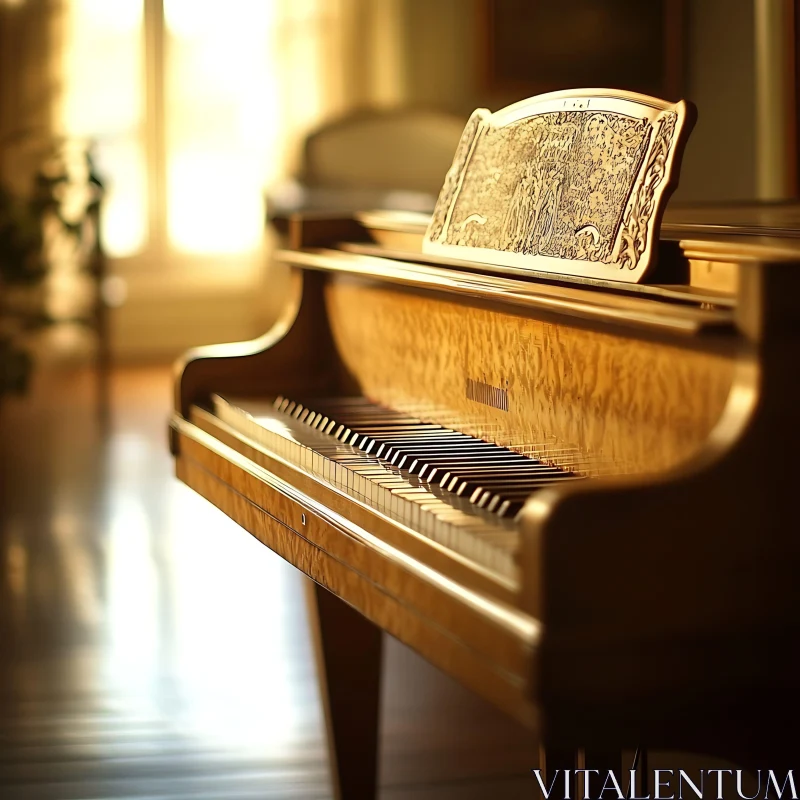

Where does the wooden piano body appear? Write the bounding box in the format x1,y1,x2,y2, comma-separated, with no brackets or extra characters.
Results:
170,90,800,797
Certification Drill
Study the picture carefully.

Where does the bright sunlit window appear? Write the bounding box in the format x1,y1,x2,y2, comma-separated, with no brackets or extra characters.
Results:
60,0,146,258
60,0,343,262
163,1,278,255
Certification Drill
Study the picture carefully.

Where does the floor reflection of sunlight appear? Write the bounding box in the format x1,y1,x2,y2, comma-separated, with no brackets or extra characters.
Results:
0,366,539,794
103,422,317,760
52,509,103,629
105,493,159,696
165,485,309,756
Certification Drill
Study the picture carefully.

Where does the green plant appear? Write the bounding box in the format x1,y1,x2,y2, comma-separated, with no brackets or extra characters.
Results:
0,184,46,286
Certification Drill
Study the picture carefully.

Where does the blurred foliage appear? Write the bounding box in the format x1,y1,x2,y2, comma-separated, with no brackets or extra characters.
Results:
33,153,103,242
0,145,103,399
0,185,46,286
0,335,32,395
0,185,43,398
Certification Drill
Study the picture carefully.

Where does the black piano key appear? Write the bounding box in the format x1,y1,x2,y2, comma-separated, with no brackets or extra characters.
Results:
351,424,444,436
437,466,563,492
360,428,464,448
386,441,501,466
359,433,448,447
483,481,585,515
272,394,586,529
466,473,581,492
408,451,534,473
413,450,533,467
461,473,579,498
316,410,413,424
438,463,565,481
416,459,517,486
417,461,488,481
442,462,570,481
497,499,526,518
375,434,475,459
421,461,524,481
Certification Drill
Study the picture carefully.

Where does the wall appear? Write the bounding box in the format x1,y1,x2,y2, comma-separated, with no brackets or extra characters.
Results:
398,0,759,203
675,0,757,202
400,0,480,115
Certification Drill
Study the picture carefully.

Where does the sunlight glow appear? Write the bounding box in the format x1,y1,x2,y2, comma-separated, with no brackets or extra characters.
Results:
60,0,146,258
164,0,279,254
59,0,333,260
60,0,338,258
93,140,148,258
106,493,158,688
98,423,312,753
167,151,265,255
164,0,274,41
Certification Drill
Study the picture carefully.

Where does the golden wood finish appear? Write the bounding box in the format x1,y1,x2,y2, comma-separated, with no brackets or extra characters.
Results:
307,581,383,800
424,89,695,283
173,419,538,729
188,405,518,597
521,345,800,756
281,248,732,334
172,233,800,782
173,269,347,418
322,279,736,477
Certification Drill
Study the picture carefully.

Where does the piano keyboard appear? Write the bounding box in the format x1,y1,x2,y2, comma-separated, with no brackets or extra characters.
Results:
212,395,584,575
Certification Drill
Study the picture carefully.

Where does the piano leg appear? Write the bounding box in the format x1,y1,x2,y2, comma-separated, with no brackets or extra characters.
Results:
582,749,624,797
306,580,383,800
538,746,626,798
538,746,577,797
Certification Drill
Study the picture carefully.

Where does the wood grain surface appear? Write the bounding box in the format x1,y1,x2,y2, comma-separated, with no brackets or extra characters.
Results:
174,423,538,728
325,280,736,476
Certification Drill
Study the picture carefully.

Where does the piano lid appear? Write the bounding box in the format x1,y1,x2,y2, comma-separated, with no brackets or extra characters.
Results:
662,201,800,239
422,88,695,284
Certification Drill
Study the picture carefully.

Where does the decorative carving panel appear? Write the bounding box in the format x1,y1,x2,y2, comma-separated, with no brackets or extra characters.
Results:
424,89,694,283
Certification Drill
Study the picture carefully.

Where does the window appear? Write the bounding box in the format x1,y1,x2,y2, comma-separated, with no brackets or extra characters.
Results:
60,0,146,258
59,0,384,265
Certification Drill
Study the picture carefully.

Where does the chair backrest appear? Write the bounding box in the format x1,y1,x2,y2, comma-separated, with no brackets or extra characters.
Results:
300,108,467,197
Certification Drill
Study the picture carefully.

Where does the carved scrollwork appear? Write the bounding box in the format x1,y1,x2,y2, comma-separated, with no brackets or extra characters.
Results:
616,111,677,270
427,108,486,244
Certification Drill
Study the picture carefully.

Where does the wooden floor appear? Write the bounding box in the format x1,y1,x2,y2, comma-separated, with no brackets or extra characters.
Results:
0,351,538,798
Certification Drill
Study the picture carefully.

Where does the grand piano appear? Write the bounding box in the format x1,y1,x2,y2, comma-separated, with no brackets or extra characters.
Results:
169,89,800,798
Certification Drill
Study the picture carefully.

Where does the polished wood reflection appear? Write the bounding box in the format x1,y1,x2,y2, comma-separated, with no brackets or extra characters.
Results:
0,359,538,798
